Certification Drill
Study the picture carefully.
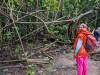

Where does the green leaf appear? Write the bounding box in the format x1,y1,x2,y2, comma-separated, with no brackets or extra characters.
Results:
14,0,20,5
27,65,35,75
95,0,99,3
4,31,14,41
42,0,59,12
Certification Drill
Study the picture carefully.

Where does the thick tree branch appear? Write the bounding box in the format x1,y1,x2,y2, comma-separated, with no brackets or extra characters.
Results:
0,58,49,64
16,9,95,24
77,10,94,20
10,8,26,58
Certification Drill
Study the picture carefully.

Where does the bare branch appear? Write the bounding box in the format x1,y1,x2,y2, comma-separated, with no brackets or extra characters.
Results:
0,9,9,18
1,9,96,31
16,19,72,24
10,8,26,58
0,6,45,14
0,58,49,64
77,10,94,20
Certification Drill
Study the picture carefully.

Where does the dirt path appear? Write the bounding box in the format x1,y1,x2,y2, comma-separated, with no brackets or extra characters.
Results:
49,52,100,75
88,59,100,75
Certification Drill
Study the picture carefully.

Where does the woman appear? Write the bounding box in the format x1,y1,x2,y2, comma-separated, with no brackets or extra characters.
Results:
73,23,91,75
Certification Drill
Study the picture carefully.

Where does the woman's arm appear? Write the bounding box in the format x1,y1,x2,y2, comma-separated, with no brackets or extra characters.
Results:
75,38,82,56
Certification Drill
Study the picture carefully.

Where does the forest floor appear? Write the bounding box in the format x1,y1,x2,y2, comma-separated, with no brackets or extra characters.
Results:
0,45,100,75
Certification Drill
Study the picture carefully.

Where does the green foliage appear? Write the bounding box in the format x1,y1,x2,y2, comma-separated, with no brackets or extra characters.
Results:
95,0,100,3
8,0,16,8
4,31,14,41
48,25,68,34
1,0,100,51
42,0,60,12
27,65,35,75
28,0,34,7
48,26,59,34
14,0,20,5
57,25,68,35
48,25,68,43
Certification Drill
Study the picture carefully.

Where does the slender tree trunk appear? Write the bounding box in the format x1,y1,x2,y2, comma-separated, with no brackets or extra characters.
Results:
0,21,2,48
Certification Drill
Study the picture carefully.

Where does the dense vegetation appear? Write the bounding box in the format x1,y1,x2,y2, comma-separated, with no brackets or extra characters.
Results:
0,0,100,64
0,0,100,75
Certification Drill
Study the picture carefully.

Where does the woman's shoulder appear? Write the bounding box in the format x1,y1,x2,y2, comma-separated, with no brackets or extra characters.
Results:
78,33,85,38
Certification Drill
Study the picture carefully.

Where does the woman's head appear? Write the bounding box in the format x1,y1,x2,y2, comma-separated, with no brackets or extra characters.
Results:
79,23,88,30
